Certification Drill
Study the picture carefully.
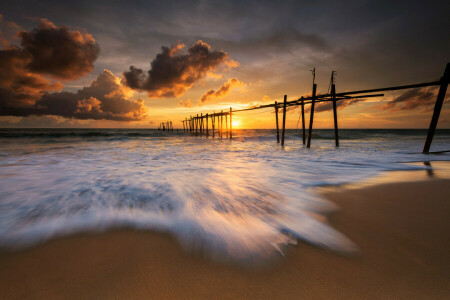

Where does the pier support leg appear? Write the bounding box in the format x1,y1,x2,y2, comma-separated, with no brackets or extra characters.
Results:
230,107,233,139
212,115,215,138
275,101,280,143
301,98,306,145
220,111,223,139
225,113,228,138
423,63,450,153
206,114,209,137
196,114,199,134
281,95,287,146
307,84,317,148
332,84,339,147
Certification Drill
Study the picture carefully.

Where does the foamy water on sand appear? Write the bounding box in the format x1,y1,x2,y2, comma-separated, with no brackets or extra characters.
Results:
0,129,449,263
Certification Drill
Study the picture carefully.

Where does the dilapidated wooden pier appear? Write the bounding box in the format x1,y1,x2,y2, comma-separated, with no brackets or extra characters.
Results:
176,63,449,153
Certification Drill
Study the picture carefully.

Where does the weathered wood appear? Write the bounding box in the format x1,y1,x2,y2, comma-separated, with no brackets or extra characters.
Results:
196,114,199,134
307,84,317,148
230,107,233,139
423,63,450,153
275,101,280,143
206,114,209,137
212,114,215,138
301,97,306,145
220,110,223,139
200,113,203,134
332,84,339,146
281,95,287,146
225,112,228,137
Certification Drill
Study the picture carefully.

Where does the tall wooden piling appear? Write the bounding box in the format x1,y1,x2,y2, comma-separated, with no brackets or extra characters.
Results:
212,114,215,138
225,112,228,137
200,113,203,134
230,107,233,139
196,114,199,134
301,97,306,144
205,114,209,136
220,111,224,139
281,95,287,146
275,101,280,143
307,84,317,148
331,84,339,146
423,63,450,153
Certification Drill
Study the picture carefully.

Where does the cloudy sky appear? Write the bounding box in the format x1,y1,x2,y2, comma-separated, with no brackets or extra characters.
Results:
0,0,449,128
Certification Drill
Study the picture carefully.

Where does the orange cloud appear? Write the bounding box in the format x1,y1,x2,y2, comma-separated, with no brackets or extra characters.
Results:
178,99,192,107
123,40,236,98
199,78,245,105
0,18,100,117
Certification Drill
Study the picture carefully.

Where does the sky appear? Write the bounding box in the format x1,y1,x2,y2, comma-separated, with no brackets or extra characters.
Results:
0,0,449,129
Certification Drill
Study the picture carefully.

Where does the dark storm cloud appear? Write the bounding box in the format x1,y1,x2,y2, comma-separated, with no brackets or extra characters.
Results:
0,18,103,118
213,28,328,56
0,47,63,115
303,98,365,114
34,70,147,121
19,19,100,79
123,41,235,98
380,87,442,111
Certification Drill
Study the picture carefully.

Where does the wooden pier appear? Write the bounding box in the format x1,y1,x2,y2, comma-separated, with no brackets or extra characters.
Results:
175,63,449,153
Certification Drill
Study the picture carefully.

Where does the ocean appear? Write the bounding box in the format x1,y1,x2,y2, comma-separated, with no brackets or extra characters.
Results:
1,128,449,263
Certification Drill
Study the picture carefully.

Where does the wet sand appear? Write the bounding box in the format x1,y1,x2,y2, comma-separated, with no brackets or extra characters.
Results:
1,176,449,299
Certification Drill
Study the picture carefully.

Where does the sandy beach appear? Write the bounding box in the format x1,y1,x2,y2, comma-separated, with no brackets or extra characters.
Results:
1,170,449,299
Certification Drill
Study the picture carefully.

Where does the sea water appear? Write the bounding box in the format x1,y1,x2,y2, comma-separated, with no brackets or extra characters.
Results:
0,129,449,263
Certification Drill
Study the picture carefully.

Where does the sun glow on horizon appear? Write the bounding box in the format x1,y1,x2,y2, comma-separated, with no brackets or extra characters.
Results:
232,119,241,128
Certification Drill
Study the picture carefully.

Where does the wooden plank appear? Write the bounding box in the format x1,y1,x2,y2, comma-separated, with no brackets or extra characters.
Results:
423,63,450,153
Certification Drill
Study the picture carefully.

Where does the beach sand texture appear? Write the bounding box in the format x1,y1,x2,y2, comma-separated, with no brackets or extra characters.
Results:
1,176,449,299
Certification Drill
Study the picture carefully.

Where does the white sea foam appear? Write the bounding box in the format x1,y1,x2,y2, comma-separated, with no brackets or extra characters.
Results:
0,129,449,263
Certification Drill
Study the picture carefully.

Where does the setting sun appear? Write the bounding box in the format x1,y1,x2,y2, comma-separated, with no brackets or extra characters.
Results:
232,119,241,128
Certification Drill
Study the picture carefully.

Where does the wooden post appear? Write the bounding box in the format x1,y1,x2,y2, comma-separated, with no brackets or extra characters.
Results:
230,107,233,139
423,63,450,153
196,114,199,134
217,115,220,138
275,101,280,143
205,114,209,137
332,84,339,147
200,113,203,134
225,112,228,137
212,114,215,138
306,84,317,148
220,111,223,139
301,97,306,145
281,95,287,146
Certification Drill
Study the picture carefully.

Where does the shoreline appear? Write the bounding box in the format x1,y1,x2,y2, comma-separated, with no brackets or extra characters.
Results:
1,168,450,299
